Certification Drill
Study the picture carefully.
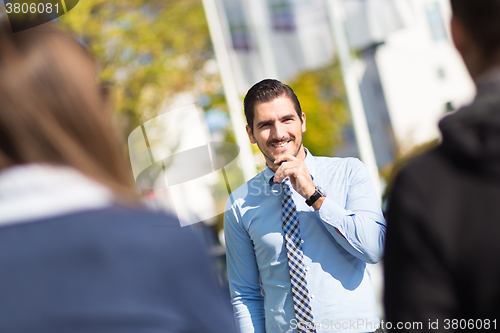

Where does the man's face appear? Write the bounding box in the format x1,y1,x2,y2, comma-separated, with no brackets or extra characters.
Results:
246,95,306,172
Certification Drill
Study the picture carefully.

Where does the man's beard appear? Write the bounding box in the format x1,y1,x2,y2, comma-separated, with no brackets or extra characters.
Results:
256,135,303,167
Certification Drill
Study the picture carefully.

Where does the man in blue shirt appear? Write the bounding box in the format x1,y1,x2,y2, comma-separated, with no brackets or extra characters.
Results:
224,79,386,333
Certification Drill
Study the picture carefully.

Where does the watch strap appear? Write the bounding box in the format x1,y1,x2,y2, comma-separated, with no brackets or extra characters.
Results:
305,186,324,206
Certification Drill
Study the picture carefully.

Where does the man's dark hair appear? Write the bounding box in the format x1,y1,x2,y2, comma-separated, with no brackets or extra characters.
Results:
450,0,500,58
244,79,302,132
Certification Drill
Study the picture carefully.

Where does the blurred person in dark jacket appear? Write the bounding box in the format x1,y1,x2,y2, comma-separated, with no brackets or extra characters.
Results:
384,0,500,331
0,22,235,333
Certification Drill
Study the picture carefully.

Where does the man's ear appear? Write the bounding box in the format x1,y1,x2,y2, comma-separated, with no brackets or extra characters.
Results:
246,125,256,144
301,112,306,133
451,15,468,57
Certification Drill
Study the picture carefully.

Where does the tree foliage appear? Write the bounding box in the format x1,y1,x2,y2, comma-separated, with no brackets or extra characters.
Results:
56,0,219,137
287,61,348,157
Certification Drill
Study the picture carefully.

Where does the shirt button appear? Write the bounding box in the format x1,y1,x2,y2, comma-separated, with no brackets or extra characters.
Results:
305,266,309,271
311,295,315,299
326,216,330,221
301,240,304,244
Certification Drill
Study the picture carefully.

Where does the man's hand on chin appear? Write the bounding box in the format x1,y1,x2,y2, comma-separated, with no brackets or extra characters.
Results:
273,154,316,200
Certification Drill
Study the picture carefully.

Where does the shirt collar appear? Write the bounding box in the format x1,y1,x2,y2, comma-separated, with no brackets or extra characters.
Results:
264,147,316,187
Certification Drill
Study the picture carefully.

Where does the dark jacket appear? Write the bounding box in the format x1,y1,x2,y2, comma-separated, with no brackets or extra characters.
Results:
384,68,500,331
0,205,236,333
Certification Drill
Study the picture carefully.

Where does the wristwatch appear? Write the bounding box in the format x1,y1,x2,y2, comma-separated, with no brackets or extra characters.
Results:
305,186,325,206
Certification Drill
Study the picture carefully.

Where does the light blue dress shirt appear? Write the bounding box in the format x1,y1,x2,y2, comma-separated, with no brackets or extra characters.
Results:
224,149,386,333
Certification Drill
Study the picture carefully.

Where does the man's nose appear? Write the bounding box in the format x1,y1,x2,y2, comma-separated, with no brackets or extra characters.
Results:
271,122,285,139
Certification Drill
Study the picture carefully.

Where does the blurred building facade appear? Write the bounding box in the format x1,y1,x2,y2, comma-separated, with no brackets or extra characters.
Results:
220,0,335,94
213,0,474,170
373,0,475,155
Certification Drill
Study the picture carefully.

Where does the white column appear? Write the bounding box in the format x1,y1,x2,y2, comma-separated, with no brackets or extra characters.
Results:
202,0,257,181
326,0,382,199
242,0,280,79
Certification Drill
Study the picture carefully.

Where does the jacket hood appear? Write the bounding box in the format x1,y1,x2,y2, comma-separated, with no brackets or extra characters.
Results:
439,67,500,162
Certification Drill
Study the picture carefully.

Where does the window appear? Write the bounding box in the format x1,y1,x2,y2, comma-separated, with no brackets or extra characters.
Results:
222,0,253,51
425,2,447,42
230,24,252,51
269,0,295,31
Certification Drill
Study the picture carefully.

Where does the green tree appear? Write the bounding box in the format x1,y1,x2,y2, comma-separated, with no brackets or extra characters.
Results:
287,61,348,157
56,0,219,137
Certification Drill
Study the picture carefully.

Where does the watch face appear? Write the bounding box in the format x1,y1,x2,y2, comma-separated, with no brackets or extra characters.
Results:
317,186,325,196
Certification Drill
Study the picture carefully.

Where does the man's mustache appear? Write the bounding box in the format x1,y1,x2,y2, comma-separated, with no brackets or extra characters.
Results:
267,136,294,146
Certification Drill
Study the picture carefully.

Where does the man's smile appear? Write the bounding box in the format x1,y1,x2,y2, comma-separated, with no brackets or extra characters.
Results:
270,139,293,151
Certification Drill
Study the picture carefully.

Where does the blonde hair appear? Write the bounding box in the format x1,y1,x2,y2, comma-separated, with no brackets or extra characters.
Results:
0,22,137,199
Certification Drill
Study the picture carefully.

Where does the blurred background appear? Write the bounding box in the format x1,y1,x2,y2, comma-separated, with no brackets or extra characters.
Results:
0,0,475,318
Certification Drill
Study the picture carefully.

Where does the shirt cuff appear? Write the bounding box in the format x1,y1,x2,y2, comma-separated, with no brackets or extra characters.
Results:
316,195,349,230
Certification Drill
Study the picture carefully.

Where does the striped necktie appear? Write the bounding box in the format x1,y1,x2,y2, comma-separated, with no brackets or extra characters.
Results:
281,180,316,333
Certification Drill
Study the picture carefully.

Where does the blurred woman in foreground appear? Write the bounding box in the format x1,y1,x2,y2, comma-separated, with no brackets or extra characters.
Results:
0,22,235,333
